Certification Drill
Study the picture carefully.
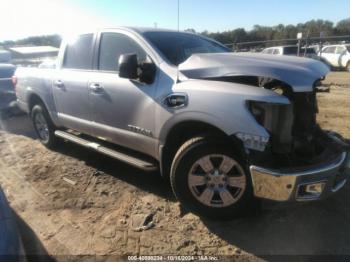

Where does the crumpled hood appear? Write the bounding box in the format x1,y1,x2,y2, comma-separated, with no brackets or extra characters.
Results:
178,52,330,92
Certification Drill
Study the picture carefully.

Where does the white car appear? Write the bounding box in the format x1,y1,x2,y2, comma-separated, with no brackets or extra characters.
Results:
261,46,318,59
319,44,350,71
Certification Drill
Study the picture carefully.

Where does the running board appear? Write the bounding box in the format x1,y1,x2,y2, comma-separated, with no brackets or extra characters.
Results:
54,130,158,171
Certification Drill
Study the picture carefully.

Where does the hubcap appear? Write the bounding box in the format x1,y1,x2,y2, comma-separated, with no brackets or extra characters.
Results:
34,112,49,142
188,154,246,208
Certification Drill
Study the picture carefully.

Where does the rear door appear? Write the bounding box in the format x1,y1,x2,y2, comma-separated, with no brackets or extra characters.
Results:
321,46,337,66
53,33,95,134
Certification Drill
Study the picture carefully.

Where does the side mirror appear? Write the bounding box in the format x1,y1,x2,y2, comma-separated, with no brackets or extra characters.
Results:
139,56,156,84
118,53,138,79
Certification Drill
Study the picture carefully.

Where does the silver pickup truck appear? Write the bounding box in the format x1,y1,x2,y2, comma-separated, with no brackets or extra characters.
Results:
14,27,350,219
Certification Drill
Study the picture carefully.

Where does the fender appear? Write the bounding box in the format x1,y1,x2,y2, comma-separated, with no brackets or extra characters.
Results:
25,87,61,127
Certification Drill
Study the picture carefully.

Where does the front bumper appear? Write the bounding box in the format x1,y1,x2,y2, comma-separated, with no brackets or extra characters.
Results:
250,152,350,201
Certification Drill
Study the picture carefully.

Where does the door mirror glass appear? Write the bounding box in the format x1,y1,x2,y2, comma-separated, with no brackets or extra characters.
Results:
139,56,156,84
118,53,138,79
118,54,156,84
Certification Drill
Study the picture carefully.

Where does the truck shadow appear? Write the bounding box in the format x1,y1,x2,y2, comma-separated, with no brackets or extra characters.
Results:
0,113,174,201
55,141,175,201
0,113,36,139
201,187,350,256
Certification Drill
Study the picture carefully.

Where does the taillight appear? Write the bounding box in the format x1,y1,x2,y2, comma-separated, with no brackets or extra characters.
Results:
11,75,17,89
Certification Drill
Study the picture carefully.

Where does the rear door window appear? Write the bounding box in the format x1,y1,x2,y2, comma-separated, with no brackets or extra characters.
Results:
323,46,336,54
335,46,346,54
283,46,298,55
263,49,273,54
63,34,94,70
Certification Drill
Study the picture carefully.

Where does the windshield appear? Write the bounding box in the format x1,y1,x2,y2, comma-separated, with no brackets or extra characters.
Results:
143,31,231,66
302,48,316,54
283,46,298,55
283,46,316,55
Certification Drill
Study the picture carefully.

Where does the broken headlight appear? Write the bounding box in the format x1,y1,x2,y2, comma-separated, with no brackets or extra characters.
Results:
248,101,294,153
236,132,269,152
249,101,266,127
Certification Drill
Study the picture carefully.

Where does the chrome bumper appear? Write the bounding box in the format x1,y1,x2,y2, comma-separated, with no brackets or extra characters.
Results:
250,152,350,201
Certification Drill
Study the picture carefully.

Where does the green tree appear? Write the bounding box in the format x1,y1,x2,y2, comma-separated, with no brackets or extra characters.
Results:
335,18,350,35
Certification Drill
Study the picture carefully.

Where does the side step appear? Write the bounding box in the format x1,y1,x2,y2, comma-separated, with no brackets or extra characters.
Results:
54,130,158,171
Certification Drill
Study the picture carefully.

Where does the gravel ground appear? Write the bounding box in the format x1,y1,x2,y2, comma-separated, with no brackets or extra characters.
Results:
0,72,350,260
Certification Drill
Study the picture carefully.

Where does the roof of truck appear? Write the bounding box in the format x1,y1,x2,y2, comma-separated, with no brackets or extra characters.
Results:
99,26,191,35
128,27,179,33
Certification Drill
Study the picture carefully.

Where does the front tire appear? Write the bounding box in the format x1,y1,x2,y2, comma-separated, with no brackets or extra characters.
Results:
31,104,60,149
170,137,254,220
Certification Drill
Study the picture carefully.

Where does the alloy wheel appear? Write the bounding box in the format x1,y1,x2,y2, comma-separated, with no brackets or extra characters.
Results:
188,154,246,208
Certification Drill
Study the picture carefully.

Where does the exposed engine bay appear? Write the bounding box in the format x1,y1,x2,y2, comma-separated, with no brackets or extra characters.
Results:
207,75,350,169
177,53,350,168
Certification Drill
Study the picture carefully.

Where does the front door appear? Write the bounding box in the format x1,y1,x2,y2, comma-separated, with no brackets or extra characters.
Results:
89,32,157,156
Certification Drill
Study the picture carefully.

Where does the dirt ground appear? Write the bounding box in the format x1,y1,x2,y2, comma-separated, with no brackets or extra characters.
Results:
0,72,350,261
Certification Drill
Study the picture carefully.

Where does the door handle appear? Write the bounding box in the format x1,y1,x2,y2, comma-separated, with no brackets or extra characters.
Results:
54,80,64,88
89,83,104,93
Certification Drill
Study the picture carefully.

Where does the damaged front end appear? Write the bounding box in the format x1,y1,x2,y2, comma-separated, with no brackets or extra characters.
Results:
245,79,347,166
179,53,350,201
231,76,350,202
245,79,350,201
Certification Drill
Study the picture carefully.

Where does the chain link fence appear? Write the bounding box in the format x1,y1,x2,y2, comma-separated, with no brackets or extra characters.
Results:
225,35,350,53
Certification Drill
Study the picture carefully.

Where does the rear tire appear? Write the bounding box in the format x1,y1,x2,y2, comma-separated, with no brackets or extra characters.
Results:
170,136,255,220
31,104,60,149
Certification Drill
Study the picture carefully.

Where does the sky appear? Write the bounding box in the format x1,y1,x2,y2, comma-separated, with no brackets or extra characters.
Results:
1,0,349,41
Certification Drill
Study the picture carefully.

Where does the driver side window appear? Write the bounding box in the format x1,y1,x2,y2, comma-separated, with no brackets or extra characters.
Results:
324,46,336,54
98,33,147,72
273,49,280,55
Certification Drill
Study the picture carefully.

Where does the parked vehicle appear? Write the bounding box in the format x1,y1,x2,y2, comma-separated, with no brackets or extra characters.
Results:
0,186,25,261
14,28,350,219
261,45,318,59
308,44,321,54
319,44,350,71
0,64,16,111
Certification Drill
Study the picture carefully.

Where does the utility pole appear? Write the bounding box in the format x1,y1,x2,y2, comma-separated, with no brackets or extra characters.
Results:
304,31,310,57
177,0,180,31
297,32,303,56
319,31,325,57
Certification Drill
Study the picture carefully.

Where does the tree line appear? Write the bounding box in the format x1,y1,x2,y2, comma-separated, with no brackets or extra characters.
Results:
1,18,349,48
193,18,350,45
1,35,62,48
